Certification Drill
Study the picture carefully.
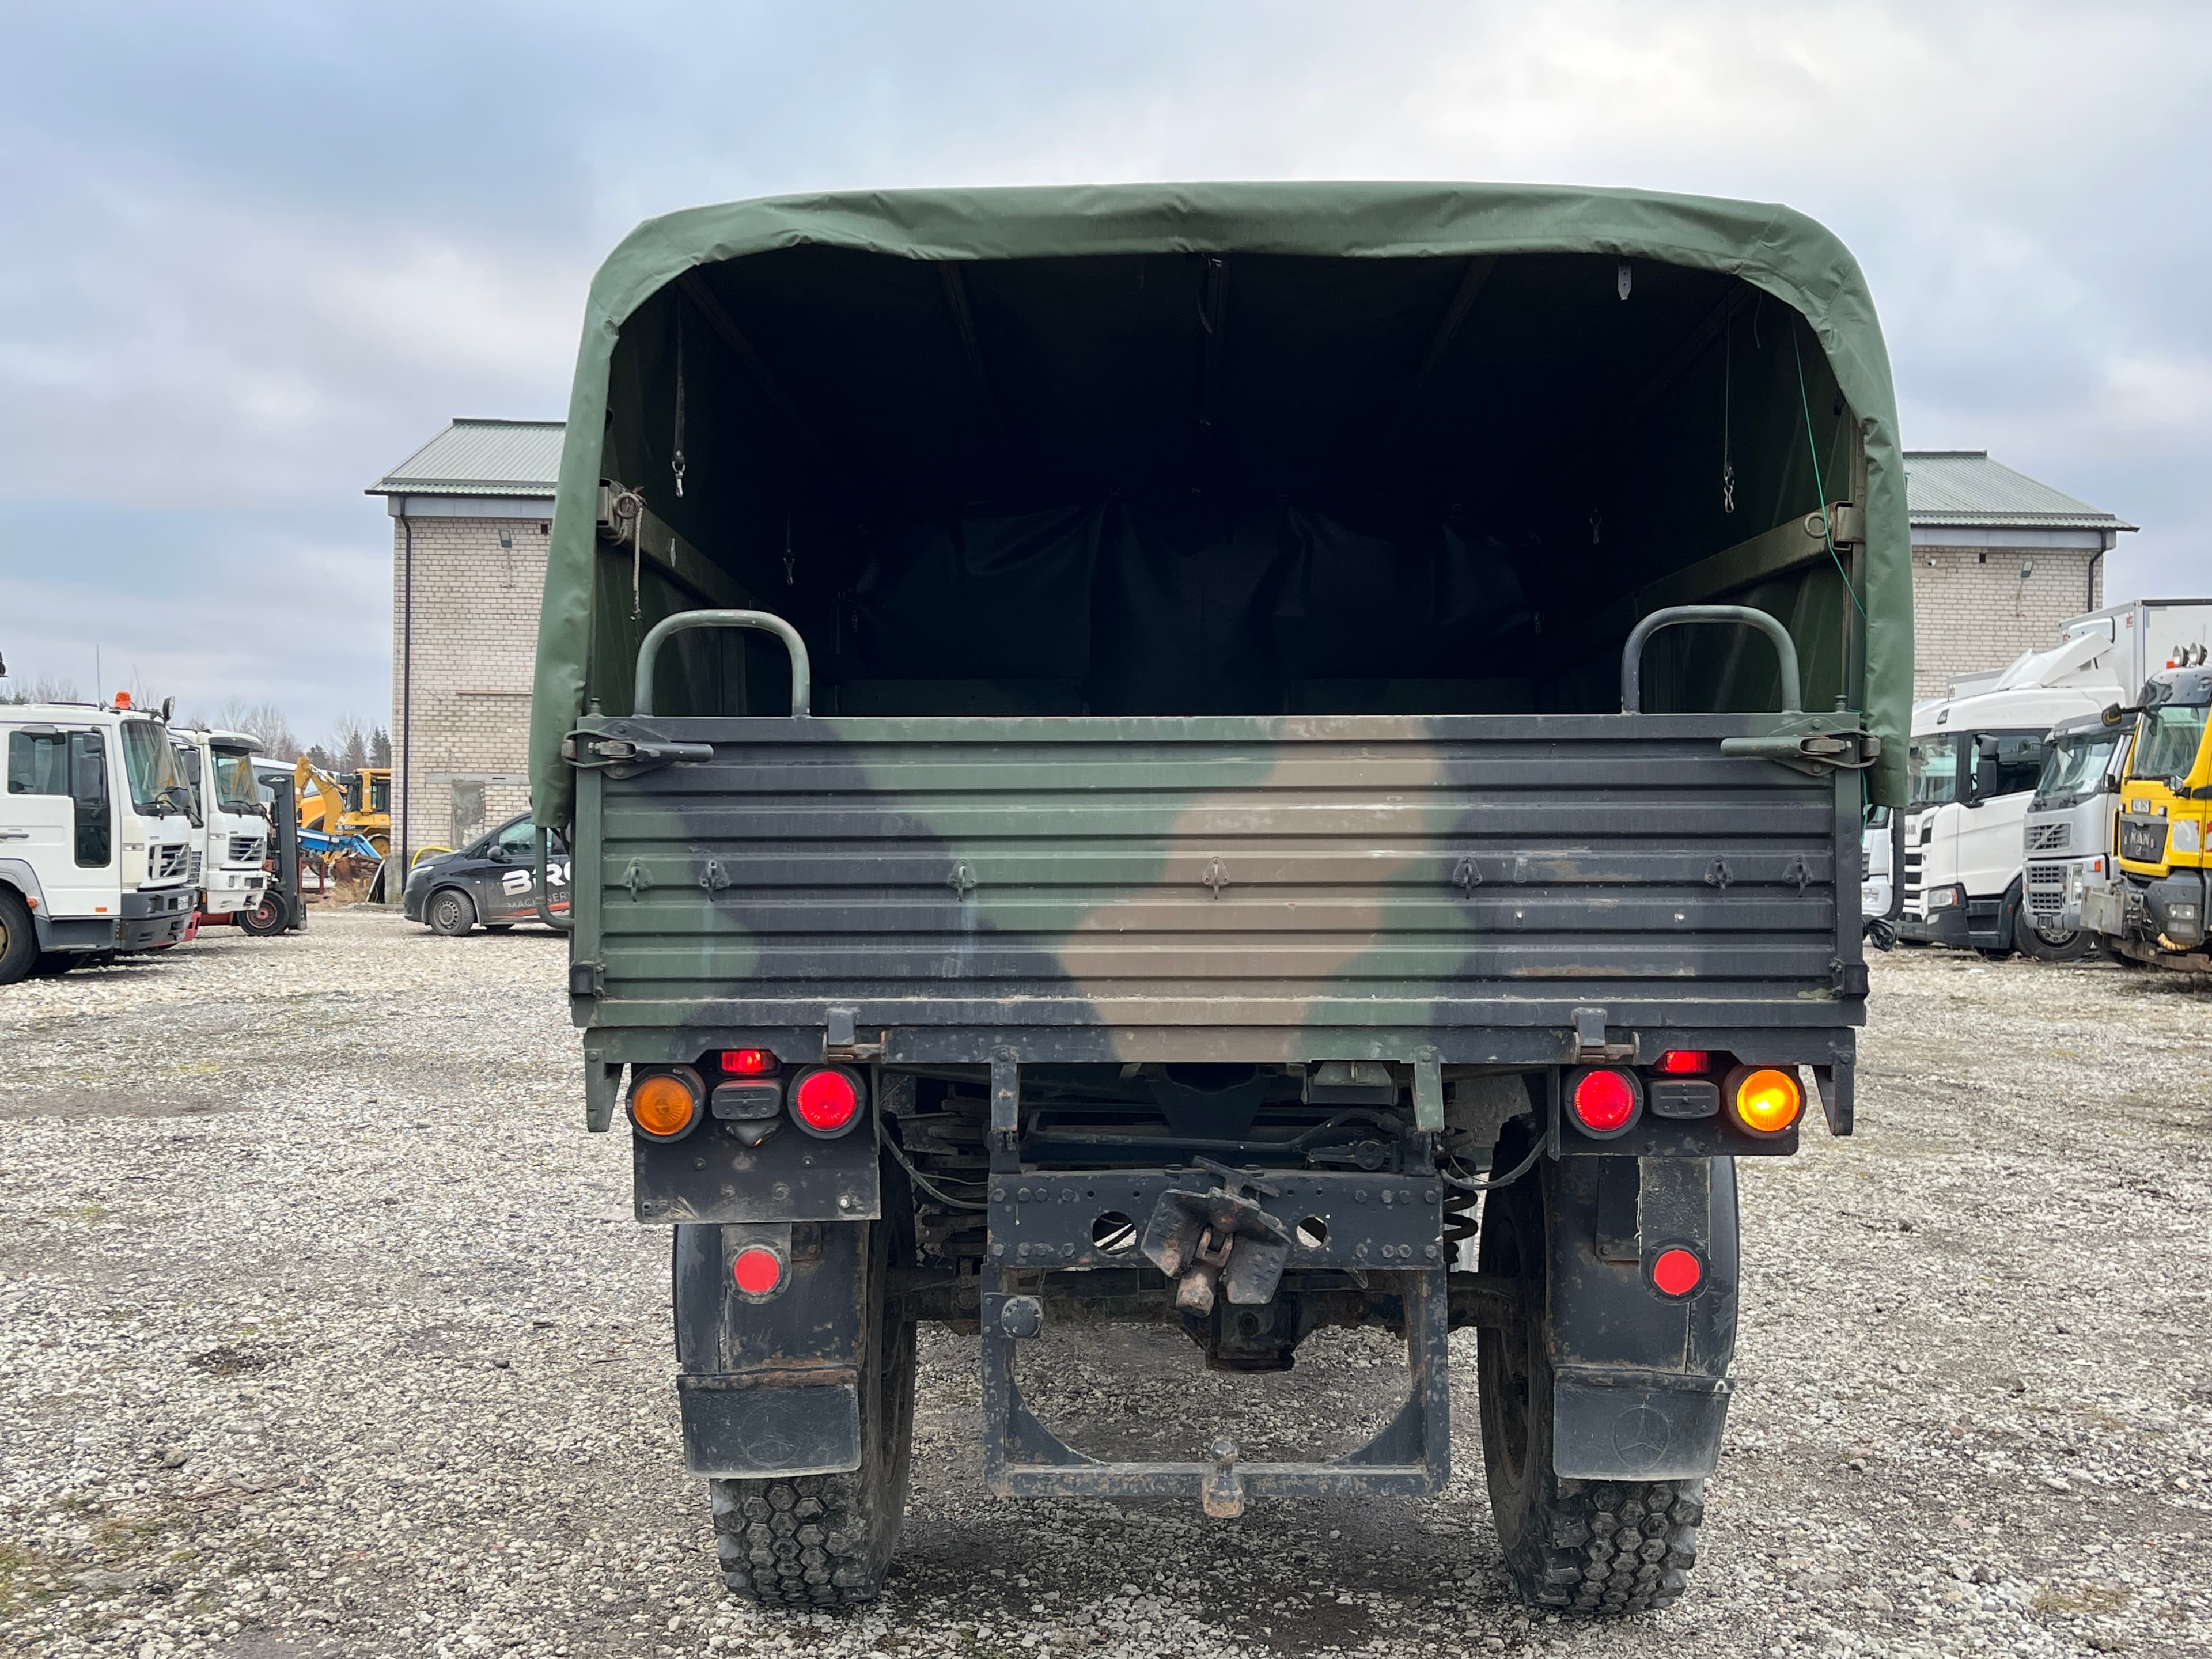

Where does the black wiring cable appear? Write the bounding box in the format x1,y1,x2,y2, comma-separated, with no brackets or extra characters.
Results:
876,1120,989,1211
1438,1135,1546,1194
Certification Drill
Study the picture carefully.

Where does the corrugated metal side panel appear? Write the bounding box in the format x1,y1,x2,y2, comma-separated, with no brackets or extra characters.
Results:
580,713,1850,1039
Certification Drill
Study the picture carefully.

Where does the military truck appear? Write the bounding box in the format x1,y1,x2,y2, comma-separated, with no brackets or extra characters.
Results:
526,184,1910,1614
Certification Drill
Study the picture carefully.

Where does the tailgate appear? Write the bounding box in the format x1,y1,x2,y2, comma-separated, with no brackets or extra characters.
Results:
569,711,1859,1059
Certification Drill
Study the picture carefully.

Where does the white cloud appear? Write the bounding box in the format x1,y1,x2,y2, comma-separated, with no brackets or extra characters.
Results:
3,0,2211,729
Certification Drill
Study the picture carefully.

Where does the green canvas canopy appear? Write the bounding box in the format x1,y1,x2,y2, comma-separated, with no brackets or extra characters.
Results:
530,181,1911,821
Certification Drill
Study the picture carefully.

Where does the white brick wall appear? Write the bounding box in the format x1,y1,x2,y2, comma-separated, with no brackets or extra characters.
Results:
390,513,551,861
1910,544,2103,699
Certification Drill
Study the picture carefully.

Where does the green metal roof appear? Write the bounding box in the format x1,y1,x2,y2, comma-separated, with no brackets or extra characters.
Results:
366,418,563,498
1903,449,2134,532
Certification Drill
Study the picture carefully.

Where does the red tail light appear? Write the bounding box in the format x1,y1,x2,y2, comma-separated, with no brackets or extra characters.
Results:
1650,1247,1704,1298
790,1066,865,1137
732,1247,783,1297
721,1048,777,1075
1653,1050,1711,1075
1568,1067,1641,1137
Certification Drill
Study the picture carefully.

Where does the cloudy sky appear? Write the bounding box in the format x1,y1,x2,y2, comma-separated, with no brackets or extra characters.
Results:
2,2,2206,741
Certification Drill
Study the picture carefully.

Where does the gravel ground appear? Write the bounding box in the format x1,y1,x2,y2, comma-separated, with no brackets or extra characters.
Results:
3,910,2209,1659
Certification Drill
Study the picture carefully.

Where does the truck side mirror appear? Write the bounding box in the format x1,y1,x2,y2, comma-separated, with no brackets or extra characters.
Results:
1969,734,2001,804
71,737,107,808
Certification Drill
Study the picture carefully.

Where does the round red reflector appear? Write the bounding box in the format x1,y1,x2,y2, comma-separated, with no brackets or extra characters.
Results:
1572,1069,1637,1132
732,1248,782,1296
1651,1247,1703,1298
722,1048,776,1075
793,1069,861,1133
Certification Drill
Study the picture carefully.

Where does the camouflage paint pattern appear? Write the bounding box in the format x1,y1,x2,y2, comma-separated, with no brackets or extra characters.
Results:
567,706,1860,1073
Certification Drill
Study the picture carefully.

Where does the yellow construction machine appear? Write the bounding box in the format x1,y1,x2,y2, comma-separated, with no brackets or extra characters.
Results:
293,760,392,857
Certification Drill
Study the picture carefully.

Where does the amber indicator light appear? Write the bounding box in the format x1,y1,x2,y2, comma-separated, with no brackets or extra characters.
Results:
1728,1066,1803,1137
629,1071,700,1139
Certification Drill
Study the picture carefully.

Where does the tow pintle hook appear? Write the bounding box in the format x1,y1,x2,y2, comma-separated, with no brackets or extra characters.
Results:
1141,1159,1291,1317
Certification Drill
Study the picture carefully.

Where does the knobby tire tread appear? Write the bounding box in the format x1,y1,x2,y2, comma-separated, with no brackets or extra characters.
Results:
707,1472,889,1607
1503,1475,1706,1615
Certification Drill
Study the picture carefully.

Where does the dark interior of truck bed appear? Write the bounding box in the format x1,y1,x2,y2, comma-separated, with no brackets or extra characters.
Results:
592,247,1857,722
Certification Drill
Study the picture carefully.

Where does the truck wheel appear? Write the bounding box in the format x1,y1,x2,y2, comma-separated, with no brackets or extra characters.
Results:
426,888,476,937
1477,1152,1705,1614
0,890,36,986
707,1227,916,1607
2013,906,2092,963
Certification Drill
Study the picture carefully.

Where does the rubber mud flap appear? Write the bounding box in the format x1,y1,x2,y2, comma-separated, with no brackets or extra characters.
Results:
1550,1373,1730,1481
679,1375,862,1478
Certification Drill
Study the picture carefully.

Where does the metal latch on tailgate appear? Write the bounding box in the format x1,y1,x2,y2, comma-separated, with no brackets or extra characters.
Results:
1718,715,1881,778
561,721,715,775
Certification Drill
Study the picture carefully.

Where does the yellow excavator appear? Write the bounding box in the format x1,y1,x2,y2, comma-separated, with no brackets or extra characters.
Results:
293,759,392,858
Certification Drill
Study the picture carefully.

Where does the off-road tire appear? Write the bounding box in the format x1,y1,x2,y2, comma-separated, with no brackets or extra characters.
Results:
1477,1149,1705,1614
2013,904,2092,962
707,1224,917,1606
0,889,36,986
426,888,476,937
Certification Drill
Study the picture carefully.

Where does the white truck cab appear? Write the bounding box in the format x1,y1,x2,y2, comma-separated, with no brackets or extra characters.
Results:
168,728,270,918
0,697,197,983
1896,637,2125,955
2019,713,2130,949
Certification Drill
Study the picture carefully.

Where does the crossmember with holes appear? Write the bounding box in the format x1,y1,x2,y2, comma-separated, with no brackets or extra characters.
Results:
977,1157,1453,1509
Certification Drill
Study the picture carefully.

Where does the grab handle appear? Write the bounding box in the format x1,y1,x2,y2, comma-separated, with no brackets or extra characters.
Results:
1621,605,1801,714
535,824,572,932
634,608,812,717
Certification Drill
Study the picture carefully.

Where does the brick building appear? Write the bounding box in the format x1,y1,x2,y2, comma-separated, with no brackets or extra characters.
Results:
366,419,562,870
363,427,2137,850
1904,450,2135,699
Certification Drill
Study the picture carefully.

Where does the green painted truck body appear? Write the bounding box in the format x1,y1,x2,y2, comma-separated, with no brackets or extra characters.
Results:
524,185,1908,1608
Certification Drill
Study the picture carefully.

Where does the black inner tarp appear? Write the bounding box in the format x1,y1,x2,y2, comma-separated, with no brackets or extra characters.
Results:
595,247,1856,720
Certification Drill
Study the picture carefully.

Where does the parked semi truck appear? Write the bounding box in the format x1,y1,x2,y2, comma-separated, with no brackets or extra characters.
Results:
2022,600,2212,949
1895,631,2133,957
2081,650,2212,968
0,694,196,983
528,183,1910,1613
168,728,271,923
2020,711,2131,942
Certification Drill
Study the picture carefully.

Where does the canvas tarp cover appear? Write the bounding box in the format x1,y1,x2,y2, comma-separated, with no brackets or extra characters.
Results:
531,182,1912,820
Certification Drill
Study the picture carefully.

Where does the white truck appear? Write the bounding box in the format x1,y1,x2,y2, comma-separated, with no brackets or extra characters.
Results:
167,728,271,920
1895,632,2131,957
0,696,198,983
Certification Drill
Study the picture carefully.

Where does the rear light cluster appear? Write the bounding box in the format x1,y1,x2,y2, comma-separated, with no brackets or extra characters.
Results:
1565,1055,1804,1141
625,1053,869,1146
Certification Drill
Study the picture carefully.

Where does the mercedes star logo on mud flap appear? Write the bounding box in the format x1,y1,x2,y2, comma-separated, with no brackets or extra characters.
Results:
1612,1406,1673,1472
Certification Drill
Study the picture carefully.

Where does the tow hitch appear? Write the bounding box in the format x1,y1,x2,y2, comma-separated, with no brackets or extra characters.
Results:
1142,1158,1292,1315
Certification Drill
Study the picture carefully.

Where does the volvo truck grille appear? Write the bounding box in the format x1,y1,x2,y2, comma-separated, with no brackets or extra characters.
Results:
2025,821,2072,853
2025,862,2069,916
227,834,264,865
154,844,190,881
